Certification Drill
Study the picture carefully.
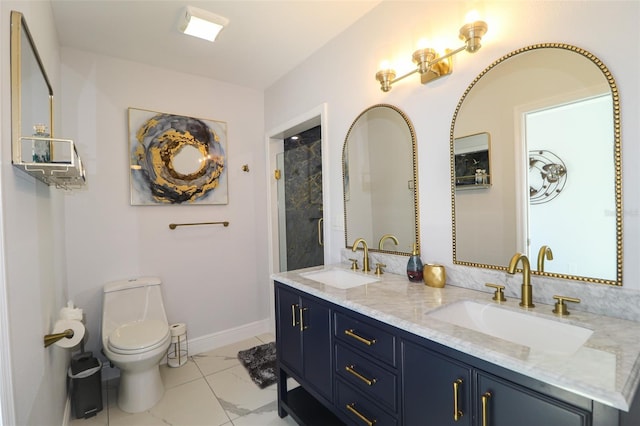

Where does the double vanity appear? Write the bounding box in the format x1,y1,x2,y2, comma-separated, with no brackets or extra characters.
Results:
273,265,640,425
273,40,631,426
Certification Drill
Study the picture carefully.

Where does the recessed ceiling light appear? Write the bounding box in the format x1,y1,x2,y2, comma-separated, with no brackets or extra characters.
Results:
179,6,229,42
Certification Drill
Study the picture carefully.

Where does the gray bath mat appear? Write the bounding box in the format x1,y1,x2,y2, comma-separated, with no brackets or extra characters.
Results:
237,342,277,388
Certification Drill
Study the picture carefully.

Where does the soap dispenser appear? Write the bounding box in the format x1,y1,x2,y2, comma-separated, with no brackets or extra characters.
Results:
407,243,424,282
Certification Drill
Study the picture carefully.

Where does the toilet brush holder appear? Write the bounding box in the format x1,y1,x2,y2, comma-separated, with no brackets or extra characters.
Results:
167,323,188,368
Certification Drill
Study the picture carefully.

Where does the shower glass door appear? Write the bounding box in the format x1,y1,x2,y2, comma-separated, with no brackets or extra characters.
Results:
277,126,324,272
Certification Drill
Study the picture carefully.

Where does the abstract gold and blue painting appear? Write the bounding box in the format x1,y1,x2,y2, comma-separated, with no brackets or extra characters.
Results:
128,108,228,205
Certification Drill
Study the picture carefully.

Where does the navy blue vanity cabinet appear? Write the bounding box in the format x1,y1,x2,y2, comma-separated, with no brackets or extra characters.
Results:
402,340,472,425
402,337,593,426
275,282,343,425
274,280,640,426
476,372,589,426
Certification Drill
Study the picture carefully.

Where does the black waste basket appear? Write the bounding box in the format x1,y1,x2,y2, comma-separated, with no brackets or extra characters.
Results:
69,352,103,419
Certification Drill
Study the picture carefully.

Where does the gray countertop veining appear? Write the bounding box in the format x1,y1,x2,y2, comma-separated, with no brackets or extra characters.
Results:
272,264,640,412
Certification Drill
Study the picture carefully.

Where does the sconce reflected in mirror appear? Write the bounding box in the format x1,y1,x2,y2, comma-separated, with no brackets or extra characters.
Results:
376,19,488,92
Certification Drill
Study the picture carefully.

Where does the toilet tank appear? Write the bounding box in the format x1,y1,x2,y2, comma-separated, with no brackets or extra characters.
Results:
102,277,168,337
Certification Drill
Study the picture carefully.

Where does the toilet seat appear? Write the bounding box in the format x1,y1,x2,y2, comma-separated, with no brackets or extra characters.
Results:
108,319,169,354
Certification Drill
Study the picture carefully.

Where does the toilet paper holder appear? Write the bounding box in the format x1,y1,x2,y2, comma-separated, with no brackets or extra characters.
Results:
44,329,74,348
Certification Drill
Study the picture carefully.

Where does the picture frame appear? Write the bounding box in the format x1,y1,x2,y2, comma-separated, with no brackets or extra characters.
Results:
454,132,491,190
128,108,228,205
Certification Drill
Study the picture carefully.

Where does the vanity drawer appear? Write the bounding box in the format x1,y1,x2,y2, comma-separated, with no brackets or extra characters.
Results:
335,312,396,367
337,380,397,426
336,344,397,411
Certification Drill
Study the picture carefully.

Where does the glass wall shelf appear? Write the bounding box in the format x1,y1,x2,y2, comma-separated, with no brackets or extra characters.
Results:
13,136,86,189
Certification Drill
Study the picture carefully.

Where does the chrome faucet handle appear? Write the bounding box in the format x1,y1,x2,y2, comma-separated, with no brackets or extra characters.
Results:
348,258,359,271
552,295,581,316
374,263,386,275
485,283,506,302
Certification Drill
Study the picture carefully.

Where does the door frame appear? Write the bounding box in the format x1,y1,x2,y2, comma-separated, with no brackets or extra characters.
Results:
0,208,14,426
265,103,330,331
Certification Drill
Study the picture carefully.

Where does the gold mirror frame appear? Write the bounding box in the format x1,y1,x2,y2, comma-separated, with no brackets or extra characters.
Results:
11,10,54,154
450,43,622,286
343,104,420,255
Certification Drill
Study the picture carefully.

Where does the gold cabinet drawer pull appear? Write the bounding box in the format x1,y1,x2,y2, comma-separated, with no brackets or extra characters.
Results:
290,304,298,327
299,307,308,331
481,392,491,426
453,378,463,421
344,329,377,346
345,365,377,386
346,402,376,426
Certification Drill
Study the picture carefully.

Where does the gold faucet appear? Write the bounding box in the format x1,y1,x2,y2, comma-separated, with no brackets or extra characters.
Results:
378,234,399,250
507,253,535,308
537,245,553,272
352,238,370,272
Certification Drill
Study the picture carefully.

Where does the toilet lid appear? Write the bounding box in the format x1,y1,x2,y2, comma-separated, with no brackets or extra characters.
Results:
109,320,169,351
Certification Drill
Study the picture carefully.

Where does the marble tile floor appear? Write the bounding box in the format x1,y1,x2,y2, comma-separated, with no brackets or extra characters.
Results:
70,333,299,426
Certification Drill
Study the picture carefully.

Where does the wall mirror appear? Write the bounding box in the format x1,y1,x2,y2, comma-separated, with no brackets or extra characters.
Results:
10,10,86,188
343,104,419,255
450,44,622,286
11,10,54,160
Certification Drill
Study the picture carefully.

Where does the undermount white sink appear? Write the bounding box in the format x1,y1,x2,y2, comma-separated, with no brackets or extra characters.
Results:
300,268,379,289
426,300,593,356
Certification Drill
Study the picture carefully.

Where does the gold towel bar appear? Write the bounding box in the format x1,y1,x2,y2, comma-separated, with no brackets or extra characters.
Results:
169,221,229,230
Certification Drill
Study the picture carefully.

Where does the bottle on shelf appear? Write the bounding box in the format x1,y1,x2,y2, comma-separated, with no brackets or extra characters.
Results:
32,123,51,163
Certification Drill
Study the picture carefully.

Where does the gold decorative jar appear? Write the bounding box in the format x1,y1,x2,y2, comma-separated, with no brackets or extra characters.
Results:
423,264,446,288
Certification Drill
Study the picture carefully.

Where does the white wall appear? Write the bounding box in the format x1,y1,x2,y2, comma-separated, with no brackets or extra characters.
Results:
265,1,640,291
59,48,270,361
0,1,70,425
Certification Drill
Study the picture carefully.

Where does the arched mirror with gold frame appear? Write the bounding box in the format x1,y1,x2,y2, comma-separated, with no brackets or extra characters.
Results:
343,104,420,255
450,44,622,286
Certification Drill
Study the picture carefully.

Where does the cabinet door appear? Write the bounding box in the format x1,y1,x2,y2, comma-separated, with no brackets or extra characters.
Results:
477,373,589,426
276,286,303,375
402,341,472,426
301,296,332,400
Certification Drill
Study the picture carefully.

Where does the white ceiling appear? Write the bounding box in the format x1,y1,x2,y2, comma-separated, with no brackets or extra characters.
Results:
51,0,382,90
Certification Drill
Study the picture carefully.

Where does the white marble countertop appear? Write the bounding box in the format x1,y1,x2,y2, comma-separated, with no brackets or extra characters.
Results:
272,264,640,411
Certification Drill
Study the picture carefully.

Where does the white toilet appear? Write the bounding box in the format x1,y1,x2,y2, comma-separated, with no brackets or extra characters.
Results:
102,277,171,413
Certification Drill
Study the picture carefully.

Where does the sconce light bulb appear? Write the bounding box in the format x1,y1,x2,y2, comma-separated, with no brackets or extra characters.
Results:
464,9,482,23
416,37,430,50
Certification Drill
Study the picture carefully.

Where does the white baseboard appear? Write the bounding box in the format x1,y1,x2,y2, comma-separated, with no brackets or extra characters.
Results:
187,318,273,356
62,393,71,426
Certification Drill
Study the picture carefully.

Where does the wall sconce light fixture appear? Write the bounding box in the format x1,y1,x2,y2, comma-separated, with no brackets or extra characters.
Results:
179,6,229,42
376,20,488,92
